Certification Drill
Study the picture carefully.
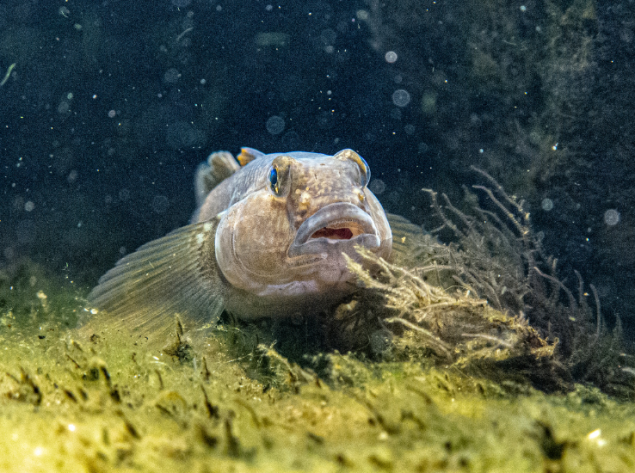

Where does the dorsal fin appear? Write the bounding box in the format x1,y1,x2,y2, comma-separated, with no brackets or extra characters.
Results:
195,151,241,207
236,147,265,166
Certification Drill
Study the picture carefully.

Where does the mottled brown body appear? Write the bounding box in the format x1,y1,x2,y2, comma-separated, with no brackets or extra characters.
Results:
87,149,392,339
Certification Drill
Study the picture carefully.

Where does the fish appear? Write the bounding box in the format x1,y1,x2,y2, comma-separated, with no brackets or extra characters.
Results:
86,148,396,342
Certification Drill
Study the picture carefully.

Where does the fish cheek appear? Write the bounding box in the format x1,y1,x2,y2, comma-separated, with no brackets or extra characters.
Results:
215,196,293,291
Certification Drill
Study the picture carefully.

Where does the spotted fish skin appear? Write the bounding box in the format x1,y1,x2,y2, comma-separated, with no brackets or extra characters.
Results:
87,148,392,340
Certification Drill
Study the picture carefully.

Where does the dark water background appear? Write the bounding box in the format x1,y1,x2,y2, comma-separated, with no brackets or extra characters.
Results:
1,1,634,338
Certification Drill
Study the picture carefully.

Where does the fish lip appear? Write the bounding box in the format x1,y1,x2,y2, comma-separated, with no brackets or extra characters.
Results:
288,202,380,258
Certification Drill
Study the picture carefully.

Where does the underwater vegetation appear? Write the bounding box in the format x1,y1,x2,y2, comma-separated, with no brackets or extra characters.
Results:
325,168,630,397
359,0,635,336
416,168,631,397
2,175,635,472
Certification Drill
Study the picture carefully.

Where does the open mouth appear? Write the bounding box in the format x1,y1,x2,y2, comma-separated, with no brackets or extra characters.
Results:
309,224,364,240
288,203,379,258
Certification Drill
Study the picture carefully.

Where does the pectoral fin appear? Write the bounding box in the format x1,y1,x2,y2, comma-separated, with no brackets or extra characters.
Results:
387,213,453,288
387,213,428,265
83,221,225,344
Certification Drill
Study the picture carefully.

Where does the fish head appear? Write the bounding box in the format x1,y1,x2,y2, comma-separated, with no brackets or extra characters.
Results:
214,149,392,302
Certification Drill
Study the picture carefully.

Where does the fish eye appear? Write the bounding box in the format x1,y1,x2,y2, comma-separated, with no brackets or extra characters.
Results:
269,166,279,194
333,149,371,187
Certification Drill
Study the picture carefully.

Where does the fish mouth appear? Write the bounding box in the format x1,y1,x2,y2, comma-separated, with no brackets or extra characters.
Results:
288,202,380,258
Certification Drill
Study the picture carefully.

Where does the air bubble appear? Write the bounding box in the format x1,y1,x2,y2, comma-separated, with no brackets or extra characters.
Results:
166,121,206,149
541,198,554,211
152,196,169,214
320,28,336,45
266,116,285,135
282,131,301,149
604,209,620,226
392,89,411,107
385,51,398,63
369,179,386,195
163,68,181,84
57,101,70,114
356,10,370,21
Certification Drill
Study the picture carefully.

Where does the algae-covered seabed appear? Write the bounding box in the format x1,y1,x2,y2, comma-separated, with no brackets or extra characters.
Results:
1,265,635,473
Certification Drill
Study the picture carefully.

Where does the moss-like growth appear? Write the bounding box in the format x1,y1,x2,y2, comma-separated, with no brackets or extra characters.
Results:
415,169,632,397
2,176,635,471
2,310,635,472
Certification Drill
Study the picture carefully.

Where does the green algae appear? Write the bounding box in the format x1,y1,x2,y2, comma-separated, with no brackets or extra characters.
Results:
2,284,635,473
1,176,634,471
